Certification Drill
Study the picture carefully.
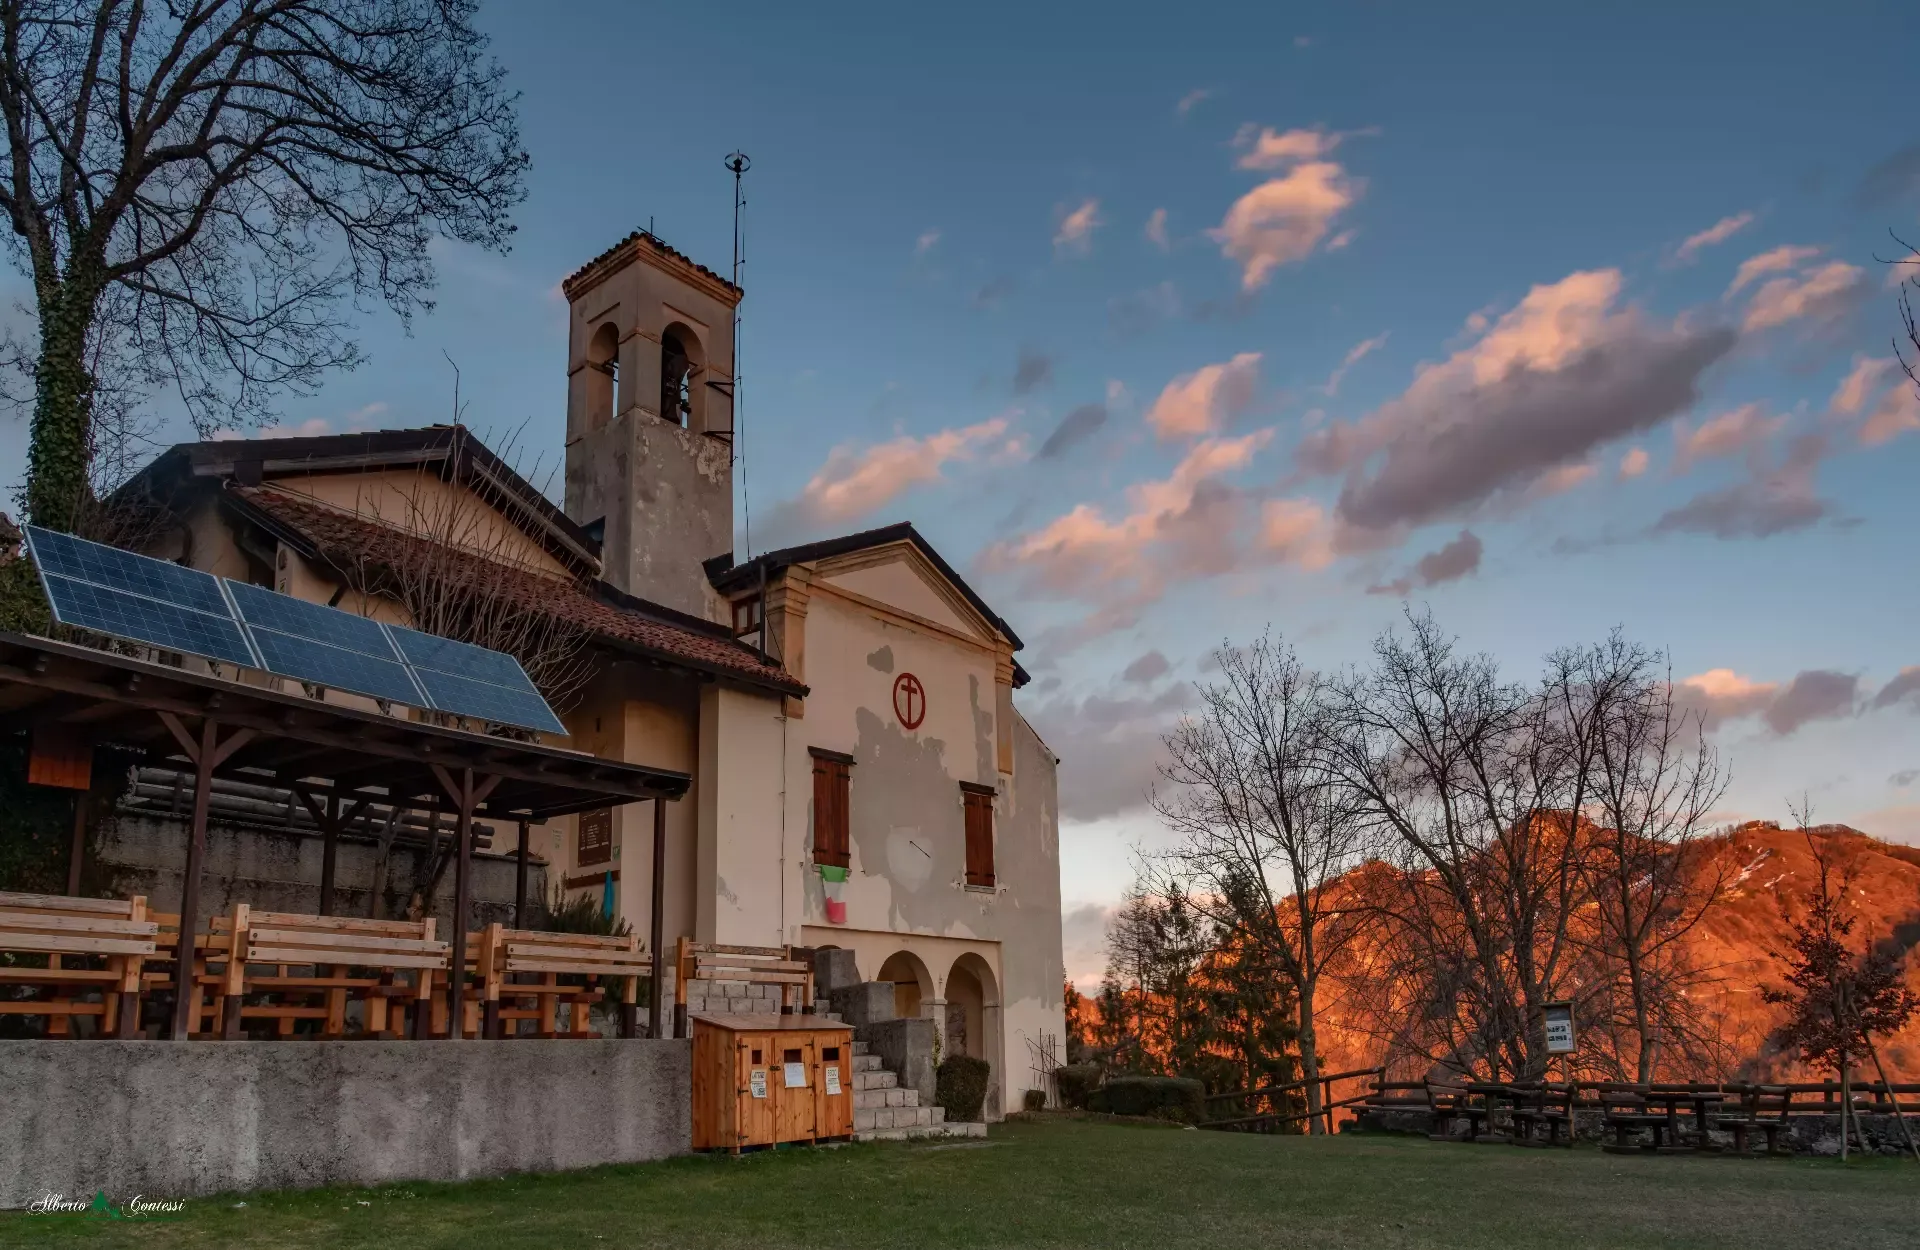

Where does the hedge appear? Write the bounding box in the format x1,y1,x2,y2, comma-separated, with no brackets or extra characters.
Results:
1086,1075,1206,1123
936,1055,991,1122
1054,1063,1102,1110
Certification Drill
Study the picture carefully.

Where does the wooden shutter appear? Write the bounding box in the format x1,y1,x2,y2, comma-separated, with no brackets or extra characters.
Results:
961,783,995,888
810,749,852,868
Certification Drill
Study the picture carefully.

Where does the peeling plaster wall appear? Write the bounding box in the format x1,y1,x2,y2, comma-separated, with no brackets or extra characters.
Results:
783,588,1064,1116
695,683,789,947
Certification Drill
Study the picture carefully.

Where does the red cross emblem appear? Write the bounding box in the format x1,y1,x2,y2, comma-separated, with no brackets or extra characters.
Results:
893,672,926,730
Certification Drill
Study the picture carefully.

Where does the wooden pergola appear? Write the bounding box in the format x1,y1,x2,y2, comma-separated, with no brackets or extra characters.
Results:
0,631,691,1040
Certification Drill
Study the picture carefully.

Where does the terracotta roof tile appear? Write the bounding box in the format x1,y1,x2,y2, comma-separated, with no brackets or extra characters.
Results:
562,229,741,298
228,485,802,697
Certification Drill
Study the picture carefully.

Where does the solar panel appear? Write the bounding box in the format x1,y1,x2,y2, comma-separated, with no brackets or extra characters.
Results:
36,572,259,668
386,625,531,689
225,580,396,659
409,665,568,736
247,628,425,706
25,526,232,616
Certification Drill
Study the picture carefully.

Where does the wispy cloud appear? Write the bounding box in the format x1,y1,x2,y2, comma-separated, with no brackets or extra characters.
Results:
1145,352,1261,440
1828,355,1920,446
1739,260,1868,333
785,416,1013,525
1144,208,1170,251
1054,199,1102,255
1366,528,1483,597
1727,245,1822,296
1321,332,1387,395
914,228,941,256
1175,88,1212,118
1619,446,1651,478
1673,211,1755,265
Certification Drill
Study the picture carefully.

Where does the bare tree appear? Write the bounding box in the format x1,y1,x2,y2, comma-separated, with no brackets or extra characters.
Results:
1321,610,1597,1081
0,0,528,534
1562,632,1730,1081
1151,633,1371,1131
320,457,594,722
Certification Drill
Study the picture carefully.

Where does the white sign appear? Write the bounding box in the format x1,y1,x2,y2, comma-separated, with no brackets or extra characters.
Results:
783,1062,807,1089
825,1065,842,1096
749,1069,767,1099
1543,1002,1576,1054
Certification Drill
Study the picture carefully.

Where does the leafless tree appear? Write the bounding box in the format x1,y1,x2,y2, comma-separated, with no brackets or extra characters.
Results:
1564,632,1730,1081
324,459,594,724
1321,610,1598,1081
0,0,527,534
1150,632,1372,1131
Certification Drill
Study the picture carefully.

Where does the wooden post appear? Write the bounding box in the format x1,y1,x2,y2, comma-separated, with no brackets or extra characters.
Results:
433,765,499,1040
649,796,667,1040
318,792,339,916
65,790,87,896
449,768,474,1039
514,818,530,927
1866,1038,1920,1163
157,715,253,1041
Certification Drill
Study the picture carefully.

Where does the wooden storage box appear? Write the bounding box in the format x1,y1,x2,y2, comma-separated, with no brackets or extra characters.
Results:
691,1013,855,1151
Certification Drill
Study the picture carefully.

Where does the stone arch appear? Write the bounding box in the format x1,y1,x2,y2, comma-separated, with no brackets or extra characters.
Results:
584,321,620,432
944,951,1004,1116
877,949,931,1021
658,322,705,430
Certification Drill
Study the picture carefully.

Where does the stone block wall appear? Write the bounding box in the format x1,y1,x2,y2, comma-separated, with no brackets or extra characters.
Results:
0,1039,690,1206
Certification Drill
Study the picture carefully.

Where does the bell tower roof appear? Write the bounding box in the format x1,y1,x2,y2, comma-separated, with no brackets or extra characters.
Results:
562,228,743,306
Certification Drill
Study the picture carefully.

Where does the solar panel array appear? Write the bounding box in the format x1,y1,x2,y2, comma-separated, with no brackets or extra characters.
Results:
23,526,566,735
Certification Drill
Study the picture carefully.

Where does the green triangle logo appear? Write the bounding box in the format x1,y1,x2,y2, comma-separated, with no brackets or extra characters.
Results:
88,1191,121,1218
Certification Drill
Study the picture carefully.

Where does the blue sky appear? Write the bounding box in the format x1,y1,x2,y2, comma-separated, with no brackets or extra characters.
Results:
6,3,1920,981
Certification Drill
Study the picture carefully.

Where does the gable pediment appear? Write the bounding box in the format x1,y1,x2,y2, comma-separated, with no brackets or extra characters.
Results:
813,543,1003,647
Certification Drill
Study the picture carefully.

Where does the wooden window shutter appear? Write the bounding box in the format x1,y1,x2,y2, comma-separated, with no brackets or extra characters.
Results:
810,749,852,869
961,784,995,888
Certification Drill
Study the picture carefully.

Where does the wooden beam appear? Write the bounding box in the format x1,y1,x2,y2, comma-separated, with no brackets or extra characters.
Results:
650,796,668,1041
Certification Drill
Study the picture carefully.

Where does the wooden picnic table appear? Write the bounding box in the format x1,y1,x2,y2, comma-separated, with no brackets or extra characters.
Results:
1644,1088,1727,1152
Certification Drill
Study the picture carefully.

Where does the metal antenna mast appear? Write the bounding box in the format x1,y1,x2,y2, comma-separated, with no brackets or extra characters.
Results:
725,151,752,559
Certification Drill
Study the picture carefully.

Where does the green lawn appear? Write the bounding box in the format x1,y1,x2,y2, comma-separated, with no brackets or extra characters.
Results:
4,1119,1915,1250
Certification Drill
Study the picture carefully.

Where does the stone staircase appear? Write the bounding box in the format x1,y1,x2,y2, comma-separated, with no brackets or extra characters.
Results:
850,1039,984,1141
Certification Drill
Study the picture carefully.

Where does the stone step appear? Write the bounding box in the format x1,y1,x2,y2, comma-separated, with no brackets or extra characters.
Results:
854,1120,987,1143
854,1104,937,1133
853,1041,869,1056
853,1068,896,1091
853,1054,883,1072
854,1086,920,1111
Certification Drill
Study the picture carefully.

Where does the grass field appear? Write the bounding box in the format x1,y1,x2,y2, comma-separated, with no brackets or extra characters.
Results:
4,1119,1916,1250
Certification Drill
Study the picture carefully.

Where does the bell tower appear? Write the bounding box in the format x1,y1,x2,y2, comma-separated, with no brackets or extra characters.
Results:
562,231,742,620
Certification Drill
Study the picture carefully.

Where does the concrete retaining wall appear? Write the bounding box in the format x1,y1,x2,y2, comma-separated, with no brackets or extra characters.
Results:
0,1039,690,1207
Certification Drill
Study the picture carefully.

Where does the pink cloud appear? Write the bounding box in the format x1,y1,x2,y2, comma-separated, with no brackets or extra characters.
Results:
1740,260,1867,332
1211,161,1360,290
1674,211,1755,264
1145,352,1262,440
1054,199,1102,255
1619,446,1651,478
1234,125,1342,170
1821,354,1920,445
1672,402,1784,468
1727,244,1823,296
791,417,1012,523
1321,333,1388,396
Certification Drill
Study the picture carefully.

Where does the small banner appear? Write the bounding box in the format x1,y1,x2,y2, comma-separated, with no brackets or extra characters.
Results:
819,864,848,925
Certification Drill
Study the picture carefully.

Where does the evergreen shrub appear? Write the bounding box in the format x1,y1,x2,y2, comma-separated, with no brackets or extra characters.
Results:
935,1055,991,1122
1087,1075,1206,1123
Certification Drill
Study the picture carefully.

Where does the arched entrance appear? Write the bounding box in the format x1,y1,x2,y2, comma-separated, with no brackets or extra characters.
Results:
944,951,1004,1116
877,950,931,1021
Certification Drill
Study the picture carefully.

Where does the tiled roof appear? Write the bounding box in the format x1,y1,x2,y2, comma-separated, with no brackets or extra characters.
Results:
227,485,803,698
562,229,741,298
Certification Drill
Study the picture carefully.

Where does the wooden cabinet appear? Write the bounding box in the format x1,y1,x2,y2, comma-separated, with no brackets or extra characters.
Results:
691,1013,855,1152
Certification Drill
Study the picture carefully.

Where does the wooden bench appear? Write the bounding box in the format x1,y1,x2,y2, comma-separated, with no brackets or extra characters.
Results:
1508,1082,1575,1148
0,892,155,1037
1599,1087,1670,1152
1425,1081,1490,1142
464,924,652,1039
210,905,448,1039
673,940,815,1038
1715,1085,1794,1156
140,910,235,1037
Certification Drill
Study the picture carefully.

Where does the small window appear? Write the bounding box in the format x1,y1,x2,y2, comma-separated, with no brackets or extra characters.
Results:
810,748,852,869
731,595,762,639
783,1048,803,1064
961,783,995,888
751,1049,762,1065
823,1047,840,1061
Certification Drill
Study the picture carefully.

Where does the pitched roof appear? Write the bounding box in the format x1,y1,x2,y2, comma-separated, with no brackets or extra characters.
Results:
562,228,742,304
706,521,1026,654
227,485,805,699
121,425,603,578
